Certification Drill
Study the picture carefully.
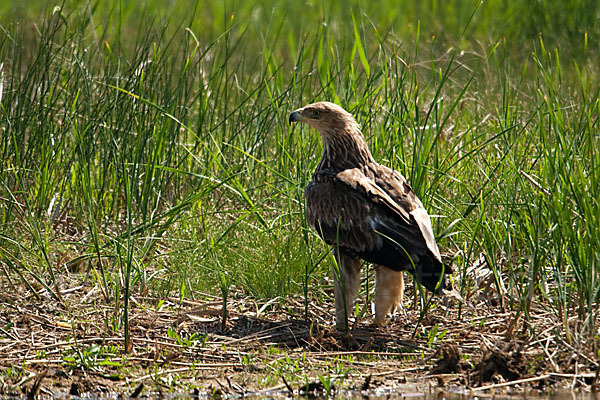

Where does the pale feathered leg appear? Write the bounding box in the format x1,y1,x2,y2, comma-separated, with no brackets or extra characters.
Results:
374,267,404,327
333,251,361,330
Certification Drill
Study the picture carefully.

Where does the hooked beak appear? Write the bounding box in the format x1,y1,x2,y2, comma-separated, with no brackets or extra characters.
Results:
288,110,302,125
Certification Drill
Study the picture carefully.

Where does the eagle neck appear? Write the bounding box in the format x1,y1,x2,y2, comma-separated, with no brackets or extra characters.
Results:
317,128,375,171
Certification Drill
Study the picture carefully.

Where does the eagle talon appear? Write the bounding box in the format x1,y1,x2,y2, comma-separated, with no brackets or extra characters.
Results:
371,319,385,328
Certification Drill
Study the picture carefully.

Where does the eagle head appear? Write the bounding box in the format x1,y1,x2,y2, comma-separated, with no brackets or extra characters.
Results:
289,101,360,138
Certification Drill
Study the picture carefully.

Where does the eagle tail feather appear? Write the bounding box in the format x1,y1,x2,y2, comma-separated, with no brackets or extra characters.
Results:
414,255,447,293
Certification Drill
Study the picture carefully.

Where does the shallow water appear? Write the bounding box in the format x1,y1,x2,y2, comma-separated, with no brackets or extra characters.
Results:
9,383,599,399
166,386,598,400
7,390,597,399
244,388,597,400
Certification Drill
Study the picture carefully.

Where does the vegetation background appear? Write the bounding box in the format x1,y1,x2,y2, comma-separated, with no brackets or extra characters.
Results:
0,0,599,388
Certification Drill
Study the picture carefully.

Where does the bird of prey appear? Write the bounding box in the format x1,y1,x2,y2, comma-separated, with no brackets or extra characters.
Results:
289,101,447,329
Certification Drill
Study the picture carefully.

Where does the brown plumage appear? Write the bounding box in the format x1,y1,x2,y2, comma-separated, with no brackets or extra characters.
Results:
289,101,447,329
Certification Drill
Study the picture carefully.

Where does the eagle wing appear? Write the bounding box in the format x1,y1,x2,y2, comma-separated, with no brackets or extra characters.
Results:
305,166,445,291
370,164,442,261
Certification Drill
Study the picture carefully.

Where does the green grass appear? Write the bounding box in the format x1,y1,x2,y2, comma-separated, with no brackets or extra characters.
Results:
1,0,599,350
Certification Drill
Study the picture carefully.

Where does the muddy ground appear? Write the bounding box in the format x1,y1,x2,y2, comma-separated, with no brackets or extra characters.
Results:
0,275,598,398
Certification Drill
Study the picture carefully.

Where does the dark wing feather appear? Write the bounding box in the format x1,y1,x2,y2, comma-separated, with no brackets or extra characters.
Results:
369,164,442,260
305,167,445,291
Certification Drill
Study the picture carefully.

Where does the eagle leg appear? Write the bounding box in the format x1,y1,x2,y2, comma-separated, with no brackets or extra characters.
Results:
332,250,361,330
374,266,405,327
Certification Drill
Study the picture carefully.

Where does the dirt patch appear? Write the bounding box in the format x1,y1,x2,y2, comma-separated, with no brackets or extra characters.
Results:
477,341,527,384
430,344,465,375
0,277,598,397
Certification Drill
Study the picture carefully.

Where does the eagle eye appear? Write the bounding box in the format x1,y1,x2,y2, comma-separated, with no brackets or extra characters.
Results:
311,109,321,119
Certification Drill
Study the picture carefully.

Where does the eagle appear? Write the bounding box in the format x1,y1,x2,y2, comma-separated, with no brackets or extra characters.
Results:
289,101,447,329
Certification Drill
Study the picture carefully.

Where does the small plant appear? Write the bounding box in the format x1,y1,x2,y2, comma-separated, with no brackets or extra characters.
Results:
317,374,336,397
186,332,209,348
333,357,352,377
167,327,184,346
62,345,120,373
238,351,254,367
426,323,449,348
218,271,230,331
34,350,47,359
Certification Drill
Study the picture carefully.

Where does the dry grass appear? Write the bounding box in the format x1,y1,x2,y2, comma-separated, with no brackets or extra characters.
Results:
1,271,598,397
